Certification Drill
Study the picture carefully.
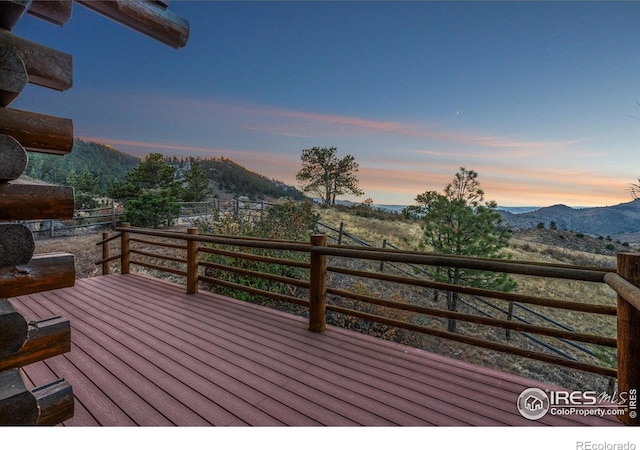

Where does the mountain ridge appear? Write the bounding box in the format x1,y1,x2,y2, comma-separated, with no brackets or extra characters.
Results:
24,139,303,201
498,200,640,238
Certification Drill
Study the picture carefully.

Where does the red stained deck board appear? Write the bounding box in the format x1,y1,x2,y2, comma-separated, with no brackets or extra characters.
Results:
10,273,622,427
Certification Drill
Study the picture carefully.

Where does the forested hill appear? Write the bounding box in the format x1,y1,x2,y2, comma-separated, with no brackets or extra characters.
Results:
170,156,305,200
24,139,304,200
24,139,140,189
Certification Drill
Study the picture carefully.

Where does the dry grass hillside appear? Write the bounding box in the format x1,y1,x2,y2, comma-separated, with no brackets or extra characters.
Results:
30,205,638,393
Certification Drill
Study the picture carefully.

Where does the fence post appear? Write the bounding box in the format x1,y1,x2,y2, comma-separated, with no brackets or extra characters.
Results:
102,232,110,275
111,199,116,230
309,234,327,333
120,222,130,275
186,227,199,294
337,222,344,245
506,301,514,340
379,239,387,272
616,252,640,425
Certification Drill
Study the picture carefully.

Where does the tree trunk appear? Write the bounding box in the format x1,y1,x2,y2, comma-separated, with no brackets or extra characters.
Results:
446,268,460,333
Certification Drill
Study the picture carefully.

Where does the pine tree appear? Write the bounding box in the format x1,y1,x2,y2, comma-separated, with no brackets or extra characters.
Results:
295,146,364,205
415,167,515,332
182,161,211,202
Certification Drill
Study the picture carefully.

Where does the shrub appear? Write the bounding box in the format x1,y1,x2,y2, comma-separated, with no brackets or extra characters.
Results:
197,201,319,313
124,190,180,228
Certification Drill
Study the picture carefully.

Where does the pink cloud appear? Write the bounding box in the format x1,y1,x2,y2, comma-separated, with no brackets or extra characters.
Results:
148,95,580,151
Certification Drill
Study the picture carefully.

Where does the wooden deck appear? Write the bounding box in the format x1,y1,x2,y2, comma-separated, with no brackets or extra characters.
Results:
10,273,621,426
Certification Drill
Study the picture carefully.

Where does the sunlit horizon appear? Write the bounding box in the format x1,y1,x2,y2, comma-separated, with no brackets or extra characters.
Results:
14,2,639,210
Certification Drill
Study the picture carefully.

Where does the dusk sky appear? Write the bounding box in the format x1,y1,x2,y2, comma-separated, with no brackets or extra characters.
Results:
12,1,640,207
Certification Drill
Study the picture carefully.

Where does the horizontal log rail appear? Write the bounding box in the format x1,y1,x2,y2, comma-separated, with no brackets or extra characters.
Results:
114,226,312,252
96,232,122,246
98,225,640,404
198,273,309,308
326,286,616,347
198,246,311,269
325,303,617,378
199,260,310,289
328,265,617,316
319,245,611,282
130,248,186,265
129,259,187,278
96,254,121,266
605,272,640,313
130,237,187,250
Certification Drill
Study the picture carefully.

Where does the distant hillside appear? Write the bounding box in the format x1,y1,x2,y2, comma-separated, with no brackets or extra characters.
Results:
24,139,139,189
499,201,640,238
24,139,304,201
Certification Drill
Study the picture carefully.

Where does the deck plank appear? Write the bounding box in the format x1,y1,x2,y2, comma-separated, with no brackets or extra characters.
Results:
9,273,622,427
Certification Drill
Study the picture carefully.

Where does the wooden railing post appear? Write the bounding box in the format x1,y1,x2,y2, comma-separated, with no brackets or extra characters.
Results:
337,222,344,245
616,252,640,425
309,234,328,333
120,222,130,275
101,231,110,275
186,227,199,294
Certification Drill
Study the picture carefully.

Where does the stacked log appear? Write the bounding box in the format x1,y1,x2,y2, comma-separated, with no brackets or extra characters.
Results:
0,0,189,425
0,0,75,426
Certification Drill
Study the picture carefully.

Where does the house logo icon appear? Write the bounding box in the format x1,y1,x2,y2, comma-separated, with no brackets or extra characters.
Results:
517,388,550,420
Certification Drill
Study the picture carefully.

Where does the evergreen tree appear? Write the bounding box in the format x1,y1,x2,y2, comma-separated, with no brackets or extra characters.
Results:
182,161,212,202
415,167,515,332
111,153,181,228
66,168,101,209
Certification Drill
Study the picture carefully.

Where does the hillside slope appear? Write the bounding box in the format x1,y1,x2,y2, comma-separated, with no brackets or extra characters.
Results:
24,139,304,200
499,201,640,238
24,139,139,189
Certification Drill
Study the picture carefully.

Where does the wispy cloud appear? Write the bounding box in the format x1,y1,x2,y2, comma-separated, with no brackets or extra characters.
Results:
209,100,580,151
126,93,580,152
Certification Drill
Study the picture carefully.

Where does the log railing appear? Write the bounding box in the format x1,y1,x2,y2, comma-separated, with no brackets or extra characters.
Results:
97,225,640,424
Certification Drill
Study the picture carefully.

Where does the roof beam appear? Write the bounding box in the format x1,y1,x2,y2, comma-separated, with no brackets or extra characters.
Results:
75,0,189,49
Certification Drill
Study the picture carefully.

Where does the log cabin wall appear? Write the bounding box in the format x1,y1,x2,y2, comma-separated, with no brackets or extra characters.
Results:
0,0,188,425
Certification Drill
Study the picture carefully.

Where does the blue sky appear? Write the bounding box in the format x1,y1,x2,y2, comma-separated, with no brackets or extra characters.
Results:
12,1,640,207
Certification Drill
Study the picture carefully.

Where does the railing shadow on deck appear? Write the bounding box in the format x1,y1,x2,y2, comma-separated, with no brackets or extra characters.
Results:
96,223,640,425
